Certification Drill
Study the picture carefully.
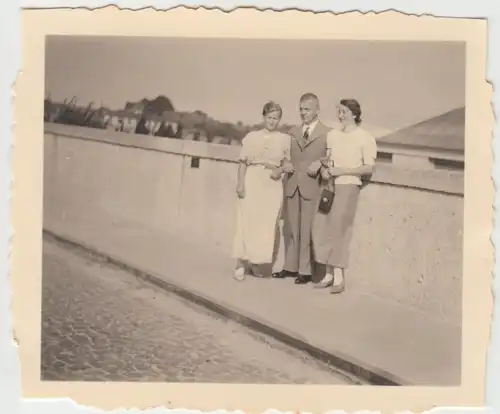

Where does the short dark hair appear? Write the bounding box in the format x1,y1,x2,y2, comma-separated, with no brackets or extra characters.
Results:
262,101,283,117
340,98,362,125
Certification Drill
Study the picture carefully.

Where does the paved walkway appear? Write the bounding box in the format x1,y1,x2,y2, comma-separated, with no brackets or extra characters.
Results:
42,239,355,384
44,209,461,386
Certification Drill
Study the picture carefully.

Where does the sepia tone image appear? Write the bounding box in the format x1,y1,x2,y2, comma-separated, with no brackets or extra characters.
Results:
40,34,466,388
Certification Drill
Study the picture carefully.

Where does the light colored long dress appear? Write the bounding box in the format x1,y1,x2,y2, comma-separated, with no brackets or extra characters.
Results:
232,129,291,265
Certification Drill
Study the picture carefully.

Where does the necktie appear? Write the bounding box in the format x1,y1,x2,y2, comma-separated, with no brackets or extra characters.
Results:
303,126,310,140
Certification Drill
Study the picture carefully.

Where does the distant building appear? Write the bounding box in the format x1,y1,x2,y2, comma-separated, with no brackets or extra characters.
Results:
154,111,182,138
103,111,139,133
124,100,147,115
377,107,465,153
45,97,234,143
376,107,465,170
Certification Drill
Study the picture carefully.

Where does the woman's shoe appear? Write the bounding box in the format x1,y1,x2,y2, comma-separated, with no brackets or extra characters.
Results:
250,264,268,278
330,278,345,294
233,267,246,282
314,274,334,289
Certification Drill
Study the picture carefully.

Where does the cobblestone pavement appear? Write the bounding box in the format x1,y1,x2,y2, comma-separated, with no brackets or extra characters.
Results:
41,238,359,384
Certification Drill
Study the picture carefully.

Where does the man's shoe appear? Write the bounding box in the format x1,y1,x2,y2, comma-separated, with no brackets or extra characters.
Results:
295,274,312,284
272,270,297,279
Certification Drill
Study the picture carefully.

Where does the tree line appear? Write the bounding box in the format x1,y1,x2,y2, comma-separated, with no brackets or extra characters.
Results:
44,94,294,144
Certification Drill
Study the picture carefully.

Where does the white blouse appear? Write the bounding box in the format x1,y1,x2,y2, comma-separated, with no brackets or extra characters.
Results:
238,129,291,168
326,127,377,185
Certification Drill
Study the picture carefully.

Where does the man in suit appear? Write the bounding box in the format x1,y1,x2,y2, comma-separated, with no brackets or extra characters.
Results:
273,93,330,284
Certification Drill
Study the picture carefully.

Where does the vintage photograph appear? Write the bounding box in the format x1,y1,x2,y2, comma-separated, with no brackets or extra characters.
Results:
41,34,466,387
9,7,492,412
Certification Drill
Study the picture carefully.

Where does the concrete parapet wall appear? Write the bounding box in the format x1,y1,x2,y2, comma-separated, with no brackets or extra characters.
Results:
43,123,464,326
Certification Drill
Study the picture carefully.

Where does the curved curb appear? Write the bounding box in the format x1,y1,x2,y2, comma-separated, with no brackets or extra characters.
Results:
43,229,409,387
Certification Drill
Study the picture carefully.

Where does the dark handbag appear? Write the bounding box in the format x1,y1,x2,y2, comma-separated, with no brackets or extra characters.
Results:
318,154,335,214
318,187,335,214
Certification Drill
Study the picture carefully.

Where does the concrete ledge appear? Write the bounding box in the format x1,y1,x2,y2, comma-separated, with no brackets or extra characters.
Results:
43,228,407,387
45,122,241,163
371,164,464,195
45,122,464,195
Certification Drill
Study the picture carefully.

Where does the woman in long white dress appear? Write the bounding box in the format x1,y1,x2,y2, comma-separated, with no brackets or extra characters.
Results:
232,101,293,281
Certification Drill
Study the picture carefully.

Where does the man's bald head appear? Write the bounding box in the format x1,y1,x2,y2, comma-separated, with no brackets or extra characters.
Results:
300,93,320,107
299,93,320,124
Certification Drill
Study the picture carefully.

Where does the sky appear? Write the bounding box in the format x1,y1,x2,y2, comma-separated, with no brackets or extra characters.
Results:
45,36,466,136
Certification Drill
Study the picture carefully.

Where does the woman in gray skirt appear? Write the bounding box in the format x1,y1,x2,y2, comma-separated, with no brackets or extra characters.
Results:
312,99,377,294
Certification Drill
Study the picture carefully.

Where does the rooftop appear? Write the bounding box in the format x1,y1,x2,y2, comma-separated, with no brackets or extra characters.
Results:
377,107,465,152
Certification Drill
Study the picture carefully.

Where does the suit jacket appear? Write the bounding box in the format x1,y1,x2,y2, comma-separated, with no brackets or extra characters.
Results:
284,121,330,200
